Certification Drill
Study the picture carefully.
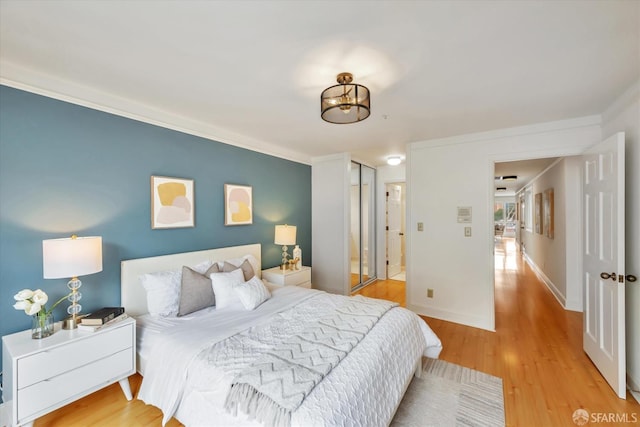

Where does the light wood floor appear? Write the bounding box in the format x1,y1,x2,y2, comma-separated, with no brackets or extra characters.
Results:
35,238,639,426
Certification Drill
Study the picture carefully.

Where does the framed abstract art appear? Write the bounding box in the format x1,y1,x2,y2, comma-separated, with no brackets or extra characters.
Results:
543,188,554,239
534,192,542,235
151,176,194,229
224,184,252,225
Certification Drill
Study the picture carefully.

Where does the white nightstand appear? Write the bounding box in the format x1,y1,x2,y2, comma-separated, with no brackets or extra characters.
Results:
1,317,136,427
262,266,312,289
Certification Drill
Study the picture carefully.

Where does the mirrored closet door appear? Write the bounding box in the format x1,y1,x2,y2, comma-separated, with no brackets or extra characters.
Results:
350,162,376,291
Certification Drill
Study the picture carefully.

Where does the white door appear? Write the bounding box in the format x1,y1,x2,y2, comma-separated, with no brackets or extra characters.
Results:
386,184,402,278
582,132,626,398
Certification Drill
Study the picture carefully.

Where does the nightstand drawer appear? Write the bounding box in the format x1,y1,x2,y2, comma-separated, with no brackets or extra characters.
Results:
262,266,311,287
17,348,133,422
18,324,133,389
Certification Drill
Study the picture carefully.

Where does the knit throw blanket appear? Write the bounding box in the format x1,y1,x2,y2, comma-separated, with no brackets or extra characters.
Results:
224,295,398,427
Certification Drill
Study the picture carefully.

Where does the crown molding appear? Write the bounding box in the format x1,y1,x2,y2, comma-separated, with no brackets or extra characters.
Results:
408,115,602,150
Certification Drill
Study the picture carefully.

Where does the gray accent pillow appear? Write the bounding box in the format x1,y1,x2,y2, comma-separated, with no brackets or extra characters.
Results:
178,263,220,316
223,259,255,281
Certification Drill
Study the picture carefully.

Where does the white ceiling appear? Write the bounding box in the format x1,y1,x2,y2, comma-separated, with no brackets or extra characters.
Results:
494,157,559,196
1,1,638,167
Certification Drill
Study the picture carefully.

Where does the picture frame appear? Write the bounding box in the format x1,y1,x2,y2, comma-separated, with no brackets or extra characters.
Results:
543,188,554,239
151,175,194,229
534,192,543,234
224,184,253,226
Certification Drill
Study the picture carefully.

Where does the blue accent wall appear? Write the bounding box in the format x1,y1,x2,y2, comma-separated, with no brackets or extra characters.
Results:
0,86,311,370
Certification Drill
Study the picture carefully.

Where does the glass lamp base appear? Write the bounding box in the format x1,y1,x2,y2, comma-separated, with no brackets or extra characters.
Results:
65,277,83,329
63,316,79,329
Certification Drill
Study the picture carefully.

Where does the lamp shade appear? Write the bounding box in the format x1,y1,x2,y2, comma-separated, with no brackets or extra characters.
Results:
43,236,103,279
274,225,296,246
321,72,370,124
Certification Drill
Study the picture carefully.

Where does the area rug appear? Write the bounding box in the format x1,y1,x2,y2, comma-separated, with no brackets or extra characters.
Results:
391,358,505,427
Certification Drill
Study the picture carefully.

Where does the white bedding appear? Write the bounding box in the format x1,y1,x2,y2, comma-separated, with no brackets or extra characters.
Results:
136,286,442,426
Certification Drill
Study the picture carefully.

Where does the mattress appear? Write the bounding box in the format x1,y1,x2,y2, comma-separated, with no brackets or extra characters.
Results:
136,286,442,426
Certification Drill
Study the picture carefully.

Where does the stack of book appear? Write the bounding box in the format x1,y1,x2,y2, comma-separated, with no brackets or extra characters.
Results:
78,307,127,332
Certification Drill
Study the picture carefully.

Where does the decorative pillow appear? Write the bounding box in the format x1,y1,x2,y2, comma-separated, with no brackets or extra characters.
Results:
139,260,217,317
234,276,271,310
219,255,260,278
223,259,255,281
210,268,245,309
178,264,219,316
140,269,182,317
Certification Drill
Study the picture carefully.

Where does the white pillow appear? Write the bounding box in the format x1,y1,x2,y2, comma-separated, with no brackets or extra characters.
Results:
139,260,214,317
234,276,271,310
140,269,182,317
192,259,214,274
210,268,245,309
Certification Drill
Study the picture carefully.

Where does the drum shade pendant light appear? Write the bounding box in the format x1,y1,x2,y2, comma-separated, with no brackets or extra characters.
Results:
321,72,370,124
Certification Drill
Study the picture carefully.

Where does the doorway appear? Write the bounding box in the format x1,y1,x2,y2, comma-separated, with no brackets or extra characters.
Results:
494,151,627,398
386,182,406,281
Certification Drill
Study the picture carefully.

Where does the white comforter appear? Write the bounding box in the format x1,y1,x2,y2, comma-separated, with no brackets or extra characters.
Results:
137,286,442,427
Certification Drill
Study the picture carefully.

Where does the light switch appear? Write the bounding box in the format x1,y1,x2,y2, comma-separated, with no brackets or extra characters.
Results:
464,227,472,237
417,222,424,231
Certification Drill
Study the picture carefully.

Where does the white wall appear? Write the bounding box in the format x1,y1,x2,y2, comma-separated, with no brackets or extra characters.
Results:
601,80,640,397
311,153,351,295
407,116,601,330
520,158,580,309
563,156,583,312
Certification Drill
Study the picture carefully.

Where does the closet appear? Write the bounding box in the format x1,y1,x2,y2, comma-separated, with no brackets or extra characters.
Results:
311,154,377,295
350,161,376,291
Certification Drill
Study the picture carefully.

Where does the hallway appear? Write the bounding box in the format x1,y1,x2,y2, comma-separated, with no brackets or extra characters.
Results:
357,237,639,426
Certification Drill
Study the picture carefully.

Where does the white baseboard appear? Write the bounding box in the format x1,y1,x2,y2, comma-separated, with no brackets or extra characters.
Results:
628,373,640,404
0,402,8,427
523,253,567,309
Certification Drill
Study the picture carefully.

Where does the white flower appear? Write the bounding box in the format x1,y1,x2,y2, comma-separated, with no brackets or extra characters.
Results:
12,288,70,319
25,302,42,316
14,289,34,301
32,289,48,305
13,300,28,310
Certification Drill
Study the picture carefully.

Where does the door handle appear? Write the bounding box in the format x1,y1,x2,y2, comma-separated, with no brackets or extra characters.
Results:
627,275,637,283
399,232,404,236
600,272,617,281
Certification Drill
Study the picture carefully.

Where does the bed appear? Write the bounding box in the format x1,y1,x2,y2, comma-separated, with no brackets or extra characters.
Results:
121,244,442,426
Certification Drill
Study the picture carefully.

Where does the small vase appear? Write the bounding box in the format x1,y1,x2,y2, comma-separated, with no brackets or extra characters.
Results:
293,245,302,270
32,312,54,339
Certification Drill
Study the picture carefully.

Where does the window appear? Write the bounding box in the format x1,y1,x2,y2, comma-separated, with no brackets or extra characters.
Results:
494,201,516,236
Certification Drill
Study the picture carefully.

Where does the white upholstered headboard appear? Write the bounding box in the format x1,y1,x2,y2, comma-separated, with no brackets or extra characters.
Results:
121,244,261,317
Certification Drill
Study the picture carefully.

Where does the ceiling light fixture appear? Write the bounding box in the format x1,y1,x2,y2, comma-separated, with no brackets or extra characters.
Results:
387,156,402,166
320,72,370,124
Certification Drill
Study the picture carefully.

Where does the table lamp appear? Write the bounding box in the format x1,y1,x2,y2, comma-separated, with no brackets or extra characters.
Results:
274,224,296,270
43,235,103,329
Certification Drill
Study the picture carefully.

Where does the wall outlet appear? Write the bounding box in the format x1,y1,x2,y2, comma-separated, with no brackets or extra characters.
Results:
464,226,472,237
417,222,424,231
427,288,434,298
